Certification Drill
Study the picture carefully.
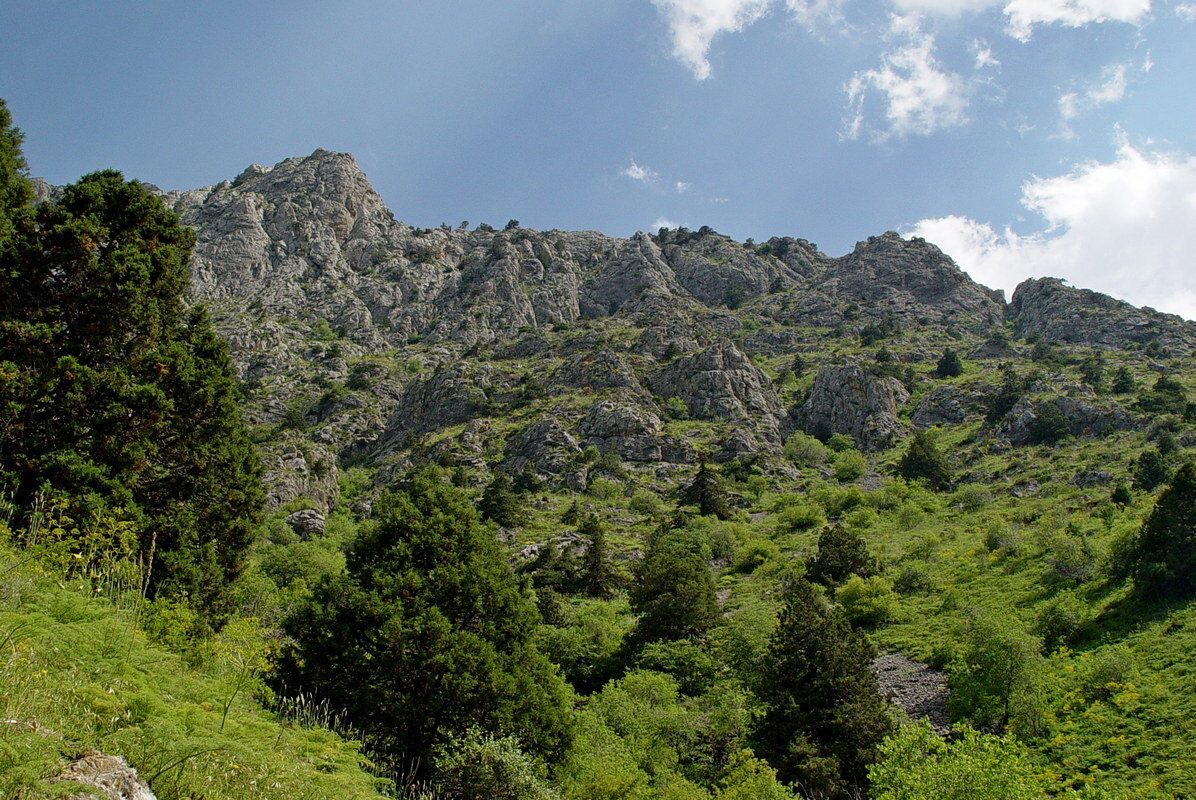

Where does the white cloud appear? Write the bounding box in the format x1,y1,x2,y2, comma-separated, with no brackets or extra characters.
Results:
653,216,683,229
1178,2,1196,19
971,38,1001,69
844,31,970,141
621,160,660,183
1004,0,1152,41
676,181,692,193
890,0,999,17
650,0,773,79
908,141,1196,319
1057,63,1131,136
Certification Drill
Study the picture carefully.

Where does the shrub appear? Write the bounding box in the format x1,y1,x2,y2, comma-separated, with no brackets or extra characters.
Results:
837,575,899,628
635,639,718,696
826,433,856,452
1034,593,1085,651
773,499,826,533
806,526,875,587
869,722,1048,800
784,432,830,466
434,729,560,800
832,450,868,482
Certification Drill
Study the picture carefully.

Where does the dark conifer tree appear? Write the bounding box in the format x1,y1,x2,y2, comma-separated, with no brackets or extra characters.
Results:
278,469,573,771
479,470,526,527
0,118,262,612
1130,462,1196,601
935,347,963,378
628,539,719,646
679,459,733,520
806,526,875,587
755,578,894,798
1134,448,1171,492
578,512,617,598
896,429,952,490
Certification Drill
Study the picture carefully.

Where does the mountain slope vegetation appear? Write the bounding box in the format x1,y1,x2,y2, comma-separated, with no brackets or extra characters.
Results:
3,99,1196,798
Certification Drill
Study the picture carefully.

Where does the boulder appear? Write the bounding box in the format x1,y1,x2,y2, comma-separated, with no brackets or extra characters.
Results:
285,509,326,539
58,750,157,800
796,365,909,451
912,385,966,428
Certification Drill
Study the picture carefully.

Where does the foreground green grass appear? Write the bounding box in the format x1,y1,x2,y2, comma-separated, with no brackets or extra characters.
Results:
0,546,386,800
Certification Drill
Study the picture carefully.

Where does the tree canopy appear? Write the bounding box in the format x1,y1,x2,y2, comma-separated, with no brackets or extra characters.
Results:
0,113,262,611
278,469,574,771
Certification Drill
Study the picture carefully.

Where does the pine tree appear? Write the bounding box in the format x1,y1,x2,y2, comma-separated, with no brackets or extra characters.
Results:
755,578,894,798
479,471,526,527
578,512,617,598
679,459,733,520
0,143,262,611
806,526,875,587
628,538,719,646
0,99,34,239
895,429,952,490
1111,366,1136,394
935,347,963,378
1130,462,1196,601
278,469,573,772
1133,448,1171,492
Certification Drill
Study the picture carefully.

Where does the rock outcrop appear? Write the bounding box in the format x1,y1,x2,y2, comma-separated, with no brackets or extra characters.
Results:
796,365,909,451
1009,277,1196,353
649,341,786,448
818,233,1005,329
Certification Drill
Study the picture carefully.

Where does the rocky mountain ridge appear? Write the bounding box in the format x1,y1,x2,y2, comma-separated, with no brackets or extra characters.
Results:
40,149,1193,508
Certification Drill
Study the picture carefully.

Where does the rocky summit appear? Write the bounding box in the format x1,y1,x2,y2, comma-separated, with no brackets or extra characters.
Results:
148,149,1195,507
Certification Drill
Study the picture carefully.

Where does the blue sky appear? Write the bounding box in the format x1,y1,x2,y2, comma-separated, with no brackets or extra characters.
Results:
3,0,1195,315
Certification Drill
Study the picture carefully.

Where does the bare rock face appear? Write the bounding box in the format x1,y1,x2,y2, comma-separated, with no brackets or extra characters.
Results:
797,365,909,451
552,348,642,393
505,417,582,476
818,232,1005,329
1009,277,1196,353
648,341,786,448
577,398,688,463
261,435,339,510
912,385,967,428
58,750,157,800
993,397,1139,446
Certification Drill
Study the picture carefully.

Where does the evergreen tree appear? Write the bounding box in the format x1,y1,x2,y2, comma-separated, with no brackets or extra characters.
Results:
1137,375,1188,415
1078,351,1106,391
1111,483,1133,507
806,526,875,587
0,99,33,239
0,154,261,610
679,459,733,520
512,463,543,494
578,512,617,598
754,578,894,798
1133,448,1171,492
278,470,573,772
628,539,719,646
1130,462,1196,601
479,471,526,527
934,347,963,378
1028,400,1071,445
1111,365,1136,394
895,429,952,490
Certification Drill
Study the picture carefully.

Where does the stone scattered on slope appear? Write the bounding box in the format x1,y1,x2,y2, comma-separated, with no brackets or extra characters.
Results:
58,750,157,800
871,653,951,735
